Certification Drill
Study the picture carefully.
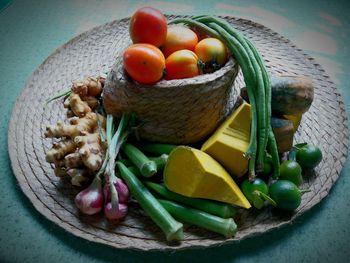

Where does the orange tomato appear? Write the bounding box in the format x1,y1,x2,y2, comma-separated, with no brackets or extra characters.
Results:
165,50,199,80
195,38,228,67
129,7,167,47
161,26,198,57
123,44,165,84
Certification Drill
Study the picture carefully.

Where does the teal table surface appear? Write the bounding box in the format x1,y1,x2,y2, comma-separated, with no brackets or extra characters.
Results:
1,0,350,262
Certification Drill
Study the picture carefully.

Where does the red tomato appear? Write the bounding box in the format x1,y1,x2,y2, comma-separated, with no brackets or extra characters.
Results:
123,44,165,84
165,50,199,80
195,38,228,66
129,7,167,47
161,26,198,57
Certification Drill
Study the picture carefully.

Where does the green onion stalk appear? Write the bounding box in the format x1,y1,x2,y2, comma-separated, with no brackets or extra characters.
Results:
104,113,135,212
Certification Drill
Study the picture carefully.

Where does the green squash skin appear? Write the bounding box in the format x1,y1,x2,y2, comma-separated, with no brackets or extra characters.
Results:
270,75,314,116
240,75,314,116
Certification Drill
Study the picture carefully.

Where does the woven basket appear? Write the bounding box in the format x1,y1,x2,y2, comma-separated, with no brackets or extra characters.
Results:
8,15,348,251
103,53,238,144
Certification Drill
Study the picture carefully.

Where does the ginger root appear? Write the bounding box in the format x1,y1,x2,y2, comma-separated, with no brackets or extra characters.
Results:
75,131,105,171
45,74,107,186
64,152,84,168
72,75,105,98
45,112,102,138
46,140,76,163
65,93,91,117
67,168,92,186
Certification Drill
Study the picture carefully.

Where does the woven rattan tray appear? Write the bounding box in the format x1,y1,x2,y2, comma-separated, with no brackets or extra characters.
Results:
8,15,348,251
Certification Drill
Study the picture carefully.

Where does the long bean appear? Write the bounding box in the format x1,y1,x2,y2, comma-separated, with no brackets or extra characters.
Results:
170,16,279,178
246,38,270,169
170,19,259,170
194,16,275,177
268,130,280,178
197,18,268,175
202,22,258,177
168,18,223,41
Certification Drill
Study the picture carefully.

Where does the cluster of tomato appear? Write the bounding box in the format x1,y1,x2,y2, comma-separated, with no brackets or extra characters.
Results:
123,7,228,84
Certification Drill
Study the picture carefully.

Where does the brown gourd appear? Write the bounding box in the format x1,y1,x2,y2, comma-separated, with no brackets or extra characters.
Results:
271,117,294,153
240,75,314,116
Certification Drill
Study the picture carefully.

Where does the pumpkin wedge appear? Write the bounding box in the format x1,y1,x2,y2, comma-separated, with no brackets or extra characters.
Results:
163,146,251,209
201,102,251,177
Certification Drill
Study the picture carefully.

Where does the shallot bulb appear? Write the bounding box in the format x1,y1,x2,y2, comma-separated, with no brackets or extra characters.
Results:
103,177,130,220
103,177,130,204
75,177,104,215
104,202,128,220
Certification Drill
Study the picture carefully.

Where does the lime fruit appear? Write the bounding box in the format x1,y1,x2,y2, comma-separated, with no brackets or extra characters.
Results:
269,180,301,211
241,178,268,209
279,160,303,186
296,144,322,170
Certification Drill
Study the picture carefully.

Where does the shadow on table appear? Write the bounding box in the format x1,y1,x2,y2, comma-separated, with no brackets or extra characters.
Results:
0,0,12,13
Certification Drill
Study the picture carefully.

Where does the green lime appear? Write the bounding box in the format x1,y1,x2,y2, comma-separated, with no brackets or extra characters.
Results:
279,160,303,186
269,180,301,211
241,178,268,209
296,144,322,170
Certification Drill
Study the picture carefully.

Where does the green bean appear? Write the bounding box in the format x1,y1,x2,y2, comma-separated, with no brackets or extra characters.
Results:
195,16,256,67
204,22,258,177
168,18,223,41
246,38,270,170
173,16,276,178
200,17,272,176
268,130,280,178
201,19,267,173
171,17,259,164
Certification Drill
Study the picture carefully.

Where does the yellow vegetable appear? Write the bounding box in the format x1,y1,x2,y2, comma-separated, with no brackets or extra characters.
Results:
283,114,302,133
163,146,251,209
201,102,251,178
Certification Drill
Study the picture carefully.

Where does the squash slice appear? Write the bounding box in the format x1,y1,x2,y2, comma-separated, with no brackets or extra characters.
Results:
163,146,251,209
201,102,251,178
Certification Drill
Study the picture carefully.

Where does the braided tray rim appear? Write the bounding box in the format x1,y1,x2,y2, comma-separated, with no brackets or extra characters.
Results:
8,15,349,251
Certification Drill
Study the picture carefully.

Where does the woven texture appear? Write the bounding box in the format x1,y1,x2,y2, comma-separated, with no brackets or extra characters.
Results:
8,16,348,251
103,54,238,144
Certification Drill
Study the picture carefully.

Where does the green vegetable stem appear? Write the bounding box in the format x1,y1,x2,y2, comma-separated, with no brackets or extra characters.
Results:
149,154,168,171
145,181,236,218
116,162,184,242
122,143,157,177
138,143,177,155
158,199,237,238
119,154,168,170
